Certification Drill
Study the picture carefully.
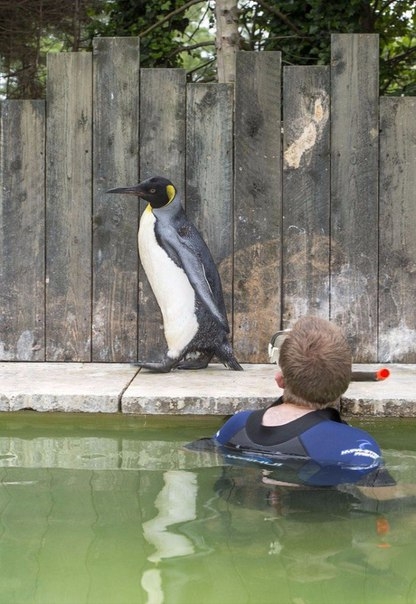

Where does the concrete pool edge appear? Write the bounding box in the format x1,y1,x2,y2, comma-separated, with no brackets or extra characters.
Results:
0,362,414,416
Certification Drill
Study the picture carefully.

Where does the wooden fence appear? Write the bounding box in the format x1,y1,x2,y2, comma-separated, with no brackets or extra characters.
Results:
0,33,415,364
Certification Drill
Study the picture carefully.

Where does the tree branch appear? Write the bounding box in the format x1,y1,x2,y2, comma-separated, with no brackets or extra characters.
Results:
379,0,401,14
385,45,416,66
186,57,216,78
166,40,215,59
255,0,303,35
139,0,206,38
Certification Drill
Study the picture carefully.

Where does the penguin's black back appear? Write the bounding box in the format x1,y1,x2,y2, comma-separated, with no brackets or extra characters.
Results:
154,205,229,333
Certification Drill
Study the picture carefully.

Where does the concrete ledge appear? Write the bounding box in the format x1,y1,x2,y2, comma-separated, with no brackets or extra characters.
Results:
0,363,137,413
0,362,415,416
122,364,277,414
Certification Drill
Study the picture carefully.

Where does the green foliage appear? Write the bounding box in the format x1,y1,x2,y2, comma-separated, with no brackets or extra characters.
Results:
239,0,416,95
86,0,193,68
0,0,414,97
175,3,216,81
0,0,100,98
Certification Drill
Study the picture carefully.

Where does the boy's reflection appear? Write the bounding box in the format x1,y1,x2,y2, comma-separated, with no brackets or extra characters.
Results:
212,464,408,587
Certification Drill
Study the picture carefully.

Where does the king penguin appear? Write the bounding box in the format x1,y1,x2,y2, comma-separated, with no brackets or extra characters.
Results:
107,175,243,372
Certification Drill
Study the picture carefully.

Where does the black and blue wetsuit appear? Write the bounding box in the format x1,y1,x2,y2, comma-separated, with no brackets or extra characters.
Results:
214,397,385,486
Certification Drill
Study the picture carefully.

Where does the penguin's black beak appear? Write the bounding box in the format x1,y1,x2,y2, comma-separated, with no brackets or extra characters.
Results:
106,185,142,195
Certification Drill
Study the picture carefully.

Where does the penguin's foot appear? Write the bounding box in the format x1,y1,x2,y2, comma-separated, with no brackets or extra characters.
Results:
133,360,177,373
177,352,214,370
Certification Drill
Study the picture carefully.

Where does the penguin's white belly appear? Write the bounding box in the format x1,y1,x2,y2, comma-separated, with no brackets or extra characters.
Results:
138,208,198,358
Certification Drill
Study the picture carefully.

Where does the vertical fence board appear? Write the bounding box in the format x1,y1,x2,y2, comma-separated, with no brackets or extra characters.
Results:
0,100,45,360
282,66,330,326
138,68,186,362
379,97,416,362
330,34,379,360
234,51,282,362
92,38,140,362
186,83,234,321
45,53,93,361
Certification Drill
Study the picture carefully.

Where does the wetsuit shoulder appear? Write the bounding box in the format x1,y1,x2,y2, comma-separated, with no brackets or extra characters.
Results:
214,410,253,445
300,420,382,467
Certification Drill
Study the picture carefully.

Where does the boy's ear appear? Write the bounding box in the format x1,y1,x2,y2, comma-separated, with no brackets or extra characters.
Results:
275,372,285,389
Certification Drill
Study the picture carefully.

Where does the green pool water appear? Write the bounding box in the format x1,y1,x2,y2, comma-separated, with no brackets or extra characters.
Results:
0,413,415,604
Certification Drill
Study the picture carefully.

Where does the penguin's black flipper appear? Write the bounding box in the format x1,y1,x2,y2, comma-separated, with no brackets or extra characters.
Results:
156,222,229,332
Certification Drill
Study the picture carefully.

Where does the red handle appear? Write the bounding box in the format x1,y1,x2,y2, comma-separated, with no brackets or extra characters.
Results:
351,368,390,382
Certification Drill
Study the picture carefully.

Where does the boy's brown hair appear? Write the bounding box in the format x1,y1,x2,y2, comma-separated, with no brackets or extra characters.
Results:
279,316,352,408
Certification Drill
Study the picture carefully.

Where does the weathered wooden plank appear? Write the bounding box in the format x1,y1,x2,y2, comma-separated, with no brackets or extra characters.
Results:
186,83,234,322
379,97,416,362
92,37,140,362
0,100,45,360
138,68,186,362
233,51,282,363
282,66,330,326
330,34,379,360
45,53,93,361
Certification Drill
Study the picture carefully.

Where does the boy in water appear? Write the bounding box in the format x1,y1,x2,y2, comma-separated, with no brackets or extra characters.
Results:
214,316,387,486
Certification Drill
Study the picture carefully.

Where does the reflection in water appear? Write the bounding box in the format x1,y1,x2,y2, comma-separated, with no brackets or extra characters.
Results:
209,463,416,602
141,470,197,604
139,461,416,603
0,415,415,604
143,471,197,563
141,569,163,604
